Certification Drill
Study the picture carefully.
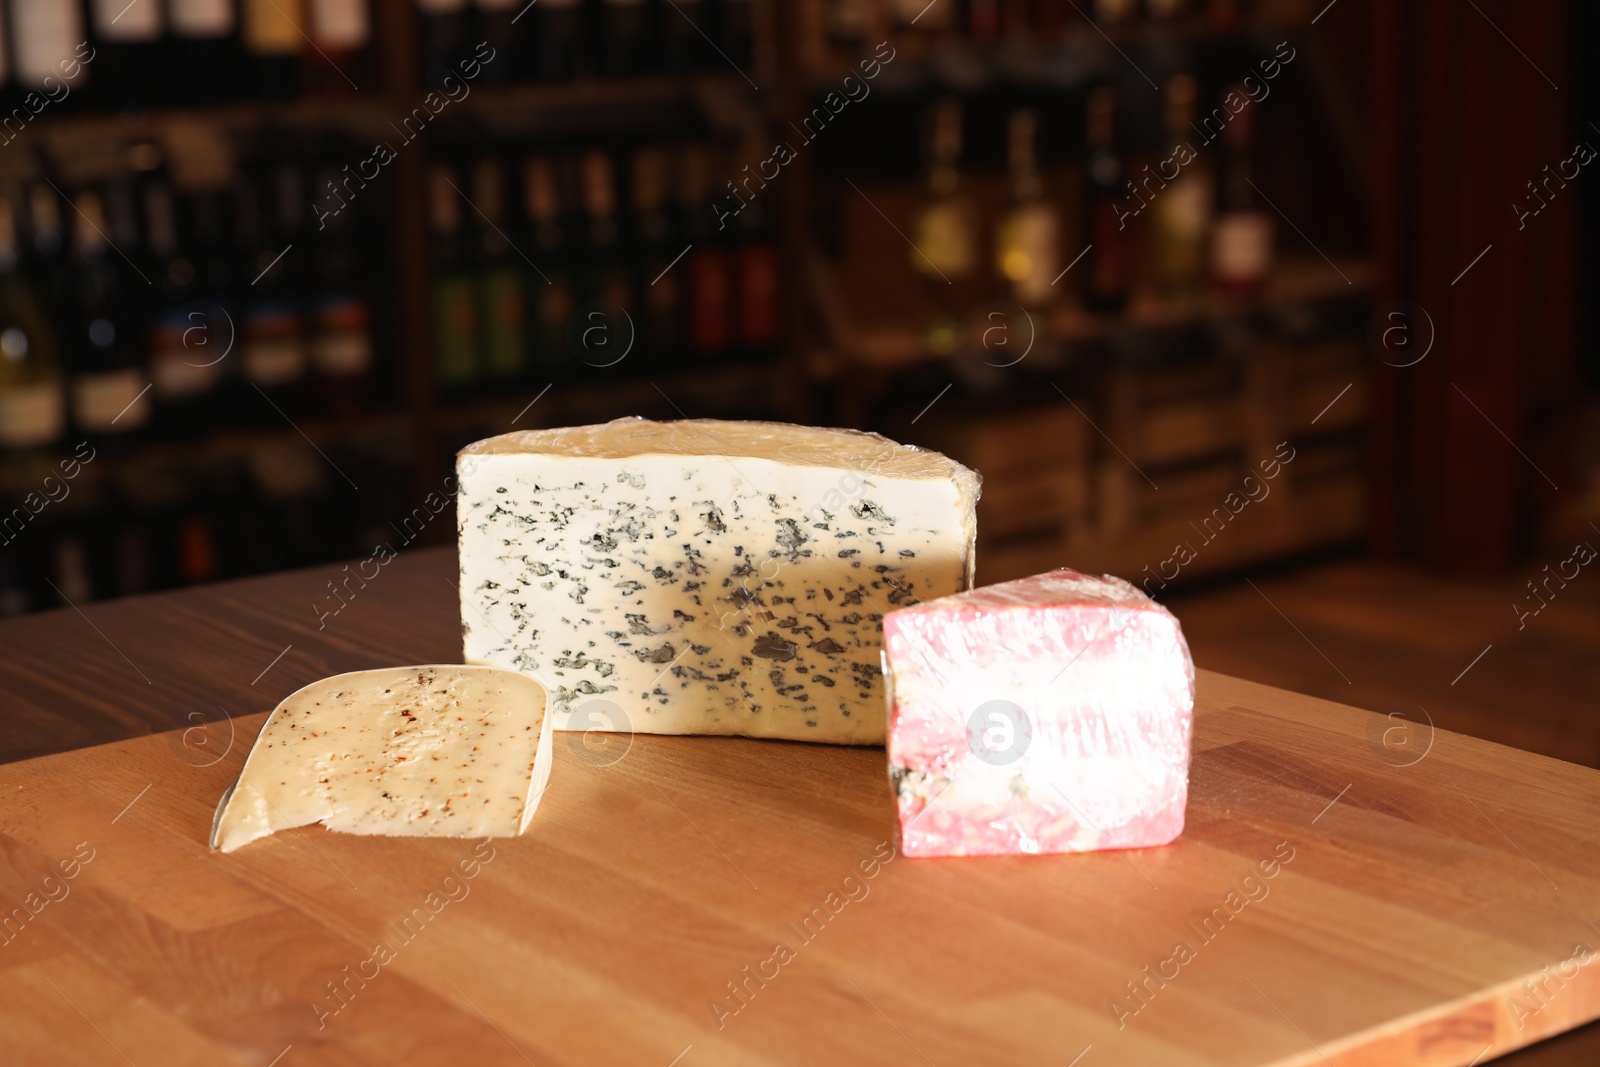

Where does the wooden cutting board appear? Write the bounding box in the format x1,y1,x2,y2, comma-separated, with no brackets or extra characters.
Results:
1,669,1597,1067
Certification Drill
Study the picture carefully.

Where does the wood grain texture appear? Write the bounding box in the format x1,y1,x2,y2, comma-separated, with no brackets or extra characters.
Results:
1167,558,1600,770
2,670,1598,1066
0,547,463,766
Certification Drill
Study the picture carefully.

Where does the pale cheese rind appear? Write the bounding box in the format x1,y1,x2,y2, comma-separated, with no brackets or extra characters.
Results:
211,665,552,853
884,569,1195,858
457,418,980,744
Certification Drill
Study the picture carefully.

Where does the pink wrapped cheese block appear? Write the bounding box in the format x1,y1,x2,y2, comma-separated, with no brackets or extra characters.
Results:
883,568,1195,858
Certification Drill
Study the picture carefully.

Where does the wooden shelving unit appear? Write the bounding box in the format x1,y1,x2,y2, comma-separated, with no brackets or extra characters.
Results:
0,0,802,610
902,288,1373,588
1,0,1374,606
789,1,1374,589
14,0,787,495
830,257,1372,370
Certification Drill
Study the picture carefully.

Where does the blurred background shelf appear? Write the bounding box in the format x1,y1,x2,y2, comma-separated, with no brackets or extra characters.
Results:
0,0,1586,628
836,255,1371,368
0,0,1375,612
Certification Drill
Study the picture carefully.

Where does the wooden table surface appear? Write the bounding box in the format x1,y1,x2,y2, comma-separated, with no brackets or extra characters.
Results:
2,548,1599,1066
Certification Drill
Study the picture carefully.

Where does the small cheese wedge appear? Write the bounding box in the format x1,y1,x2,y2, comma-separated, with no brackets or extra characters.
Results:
883,569,1194,858
211,665,552,853
457,418,980,744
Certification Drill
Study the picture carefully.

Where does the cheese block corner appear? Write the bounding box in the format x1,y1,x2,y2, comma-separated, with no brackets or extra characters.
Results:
456,417,980,744
211,665,552,853
883,568,1194,857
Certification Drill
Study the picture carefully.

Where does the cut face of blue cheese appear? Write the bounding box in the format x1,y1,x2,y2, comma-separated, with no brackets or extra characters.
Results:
211,666,552,853
457,418,980,744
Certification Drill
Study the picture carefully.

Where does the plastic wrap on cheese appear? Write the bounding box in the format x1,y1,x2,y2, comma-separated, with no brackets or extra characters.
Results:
211,665,553,853
883,569,1194,858
456,417,980,745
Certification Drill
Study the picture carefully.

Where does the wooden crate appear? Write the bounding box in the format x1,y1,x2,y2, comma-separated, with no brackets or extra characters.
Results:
979,465,1092,548
920,404,1092,564
1103,349,1287,467
1284,339,1370,434
1281,433,1369,547
1096,449,1286,541
953,340,1371,587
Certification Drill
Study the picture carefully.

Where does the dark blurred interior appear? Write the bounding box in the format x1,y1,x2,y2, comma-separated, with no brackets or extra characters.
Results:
0,1,1593,770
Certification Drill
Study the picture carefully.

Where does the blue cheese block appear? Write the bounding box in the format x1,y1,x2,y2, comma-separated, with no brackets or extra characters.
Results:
211,666,552,852
457,418,980,744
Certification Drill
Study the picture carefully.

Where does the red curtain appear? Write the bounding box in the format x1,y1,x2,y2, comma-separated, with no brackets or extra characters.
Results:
1369,0,1578,573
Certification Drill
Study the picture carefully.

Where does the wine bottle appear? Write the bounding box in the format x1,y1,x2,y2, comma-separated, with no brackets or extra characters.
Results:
471,156,528,386
240,164,311,423
145,179,221,438
0,3,16,116
473,0,524,83
66,189,150,449
171,0,243,102
11,3,90,104
417,0,471,89
576,148,633,376
966,0,1001,42
52,536,96,603
246,436,329,571
89,0,168,109
176,512,218,584
1093,0,1138,24
891,0,953,55
128,140,173,294
520,154,578,381
911,97,980,355
242,0,308,100
204,452,255,582
0,550,33,615
1149,75,1211,301
719,0,755,70
531,0,588,81
103,176,154,438
228,176,266,426
629,145,683,370
0,194,65,453
24,185,71,338
1204,0,1242,31
679,145,731,361
1029,0,1067,42
114,521,152,596
429,163,479,396
600,0,651,77
1081,85,1128,313
305,0,372,94
731,140,780,360
309,165,374,416
825,0,868,57
662,0,711,72
995,108,1060,309
1210,82,1273,295
187,187,239,424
